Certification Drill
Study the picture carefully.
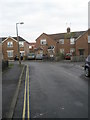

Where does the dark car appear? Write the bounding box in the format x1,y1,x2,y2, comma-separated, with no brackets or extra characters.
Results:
85,55,90,77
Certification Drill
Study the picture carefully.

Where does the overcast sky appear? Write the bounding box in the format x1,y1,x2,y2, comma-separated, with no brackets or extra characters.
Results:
0,0,89,42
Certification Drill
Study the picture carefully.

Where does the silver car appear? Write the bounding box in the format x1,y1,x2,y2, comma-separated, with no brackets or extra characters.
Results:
36,54,43,60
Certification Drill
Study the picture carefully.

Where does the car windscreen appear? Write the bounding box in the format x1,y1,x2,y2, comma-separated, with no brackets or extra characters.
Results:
86,55,90,62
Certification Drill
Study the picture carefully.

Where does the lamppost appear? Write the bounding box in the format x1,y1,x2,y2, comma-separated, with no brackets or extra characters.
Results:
16,22,24,65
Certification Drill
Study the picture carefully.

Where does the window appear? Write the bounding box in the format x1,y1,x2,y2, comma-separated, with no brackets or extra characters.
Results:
79,49,84,56
60,49,64,53
20,51,25,56
70,38,75,44
40,39,47,45
29,46,32,49
48,46,55,50
7,41,13,47
19,41,24,47
70,48,75,53
59,39,64,44
88,36,90,43
7,50,13,57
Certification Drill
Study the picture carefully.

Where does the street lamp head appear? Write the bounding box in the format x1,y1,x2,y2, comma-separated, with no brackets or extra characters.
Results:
20,22,24,24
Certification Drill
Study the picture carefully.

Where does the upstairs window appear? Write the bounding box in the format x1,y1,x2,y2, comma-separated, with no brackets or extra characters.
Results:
59,39,64,44
29,45,32,49
88,36,90,43
19,41,24,47
7,41,13,47
40,39,47,45
70,38,75,44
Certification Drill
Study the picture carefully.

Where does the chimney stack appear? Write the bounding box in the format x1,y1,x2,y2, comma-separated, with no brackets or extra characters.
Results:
67,27,71,33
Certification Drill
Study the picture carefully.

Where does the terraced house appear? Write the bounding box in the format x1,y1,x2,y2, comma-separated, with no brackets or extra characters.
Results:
2,36,29,60
75,29,90,56
35,28,89,57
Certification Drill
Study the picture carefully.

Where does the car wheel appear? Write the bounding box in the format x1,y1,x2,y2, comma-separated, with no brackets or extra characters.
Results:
85,68,90,77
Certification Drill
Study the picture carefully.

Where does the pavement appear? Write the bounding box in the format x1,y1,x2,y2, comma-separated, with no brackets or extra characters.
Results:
2,62,24,119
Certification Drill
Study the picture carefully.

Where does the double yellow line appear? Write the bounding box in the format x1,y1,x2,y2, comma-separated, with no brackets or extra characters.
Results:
22,65,30,119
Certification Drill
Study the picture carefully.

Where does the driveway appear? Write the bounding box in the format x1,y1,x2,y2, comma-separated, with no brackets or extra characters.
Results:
20,61,88,118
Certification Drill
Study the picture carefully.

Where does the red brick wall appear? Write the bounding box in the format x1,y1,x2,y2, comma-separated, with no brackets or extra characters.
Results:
36,33,57,55
57,39,75,54
75,31,88,56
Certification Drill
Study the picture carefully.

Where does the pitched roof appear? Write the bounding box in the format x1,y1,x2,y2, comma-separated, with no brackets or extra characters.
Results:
47,31,86,41
13,36,26,41
1,36,27,42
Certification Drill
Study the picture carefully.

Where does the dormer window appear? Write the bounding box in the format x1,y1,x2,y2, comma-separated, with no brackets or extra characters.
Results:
70,38,75,44
59,39,64,44
40,39,47,45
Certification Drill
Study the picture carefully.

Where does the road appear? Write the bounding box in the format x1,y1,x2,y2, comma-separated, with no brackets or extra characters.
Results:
14,61,89,118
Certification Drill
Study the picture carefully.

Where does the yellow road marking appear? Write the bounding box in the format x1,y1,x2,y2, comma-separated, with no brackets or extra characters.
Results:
27,65,30,119
22,65,30,119
22,66,28,119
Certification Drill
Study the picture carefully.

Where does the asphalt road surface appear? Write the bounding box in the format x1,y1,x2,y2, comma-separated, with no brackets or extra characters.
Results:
14,61,89,118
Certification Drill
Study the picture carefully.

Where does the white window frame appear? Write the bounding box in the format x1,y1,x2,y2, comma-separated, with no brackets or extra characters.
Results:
88,36,90,43
60,48,64,53
40,39,47,45
19,41,24,47
29,45,32,49
7,41,13,47
70,48,75,53
20,51,25,56
7,50,13,57
70,38,75,44
59,39,64,44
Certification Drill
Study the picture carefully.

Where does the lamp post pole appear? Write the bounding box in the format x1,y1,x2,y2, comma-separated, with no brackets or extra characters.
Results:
16,22,24,65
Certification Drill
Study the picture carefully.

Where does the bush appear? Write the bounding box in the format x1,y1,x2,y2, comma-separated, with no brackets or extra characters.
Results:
55,52,65,61
71,56,86,62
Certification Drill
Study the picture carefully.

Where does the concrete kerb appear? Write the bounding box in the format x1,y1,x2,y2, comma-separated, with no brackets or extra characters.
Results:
6,65,25,119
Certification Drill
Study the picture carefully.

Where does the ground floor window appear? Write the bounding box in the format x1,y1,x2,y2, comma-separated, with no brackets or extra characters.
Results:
20,51,25,56
79,49,84,56
7,50,13,57
60,49,64,54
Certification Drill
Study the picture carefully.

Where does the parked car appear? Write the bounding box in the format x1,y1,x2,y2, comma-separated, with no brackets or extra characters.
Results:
65,53,72,60
36,54,43,60
85,55,90,77
27,53,35,60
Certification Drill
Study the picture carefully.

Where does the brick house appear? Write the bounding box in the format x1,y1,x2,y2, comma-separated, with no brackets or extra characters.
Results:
2,36,29,60
35,33,57,56
35,28,86,57
75,29,90,56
